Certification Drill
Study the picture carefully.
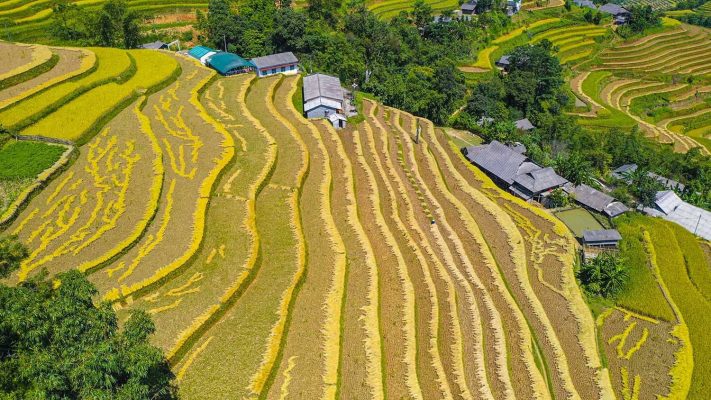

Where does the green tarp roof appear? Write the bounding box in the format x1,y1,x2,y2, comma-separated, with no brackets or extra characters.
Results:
208,52,254,74
188,46,215,60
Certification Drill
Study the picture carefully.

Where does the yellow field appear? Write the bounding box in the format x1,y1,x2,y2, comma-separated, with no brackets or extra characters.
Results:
0,39,703,400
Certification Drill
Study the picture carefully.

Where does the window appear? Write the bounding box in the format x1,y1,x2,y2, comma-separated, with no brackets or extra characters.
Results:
281,66,286,72
289,65,295,70
271,68,277,74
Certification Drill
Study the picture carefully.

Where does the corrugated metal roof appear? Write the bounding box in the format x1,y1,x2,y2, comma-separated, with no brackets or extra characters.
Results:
251,52,298,69
655,190,683,214
642,193,711,240
304,98,342,113
464,141,527,185
208,52,254,75
188,46,215,60
303,74,344,102
583,229,622,243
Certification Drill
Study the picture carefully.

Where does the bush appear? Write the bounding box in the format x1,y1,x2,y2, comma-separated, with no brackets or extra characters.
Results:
577,251,629,298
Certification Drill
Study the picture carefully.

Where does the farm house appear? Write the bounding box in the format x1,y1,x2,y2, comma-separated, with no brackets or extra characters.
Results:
509,164,568,201
188,46,218,65
582,229,623,248
611,164,686,191
250,52,299,77
208,53,255,76
463,140,568,201
564,183,629,218
599,3,631,24
640,191,711,240
303,73,347,127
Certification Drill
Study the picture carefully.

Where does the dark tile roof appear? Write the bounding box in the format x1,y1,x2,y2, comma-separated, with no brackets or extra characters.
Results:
463,140,527,185
599,3,629,15
251,52,298,69
583,229,622,243
515,118,535,131
569,184,614,212
513,167,568,194
140,41,167,50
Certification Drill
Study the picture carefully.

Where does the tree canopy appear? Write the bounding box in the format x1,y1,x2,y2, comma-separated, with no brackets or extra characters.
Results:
0,236,176,399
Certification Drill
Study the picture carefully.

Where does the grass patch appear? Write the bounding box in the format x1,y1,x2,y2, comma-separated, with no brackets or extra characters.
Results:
554,207,604,237
0,139,65,179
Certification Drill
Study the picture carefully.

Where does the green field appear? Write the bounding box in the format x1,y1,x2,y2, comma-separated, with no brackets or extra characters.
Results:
0,139,66,216
554,207,604,237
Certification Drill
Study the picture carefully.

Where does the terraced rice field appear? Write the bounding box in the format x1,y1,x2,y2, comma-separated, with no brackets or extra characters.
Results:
599,214,711,400
0,41,705,400
618,0,676,11
572,24,711,153
461,20,607,73
367,0,459,19
0,0,207,42
698,1,711,16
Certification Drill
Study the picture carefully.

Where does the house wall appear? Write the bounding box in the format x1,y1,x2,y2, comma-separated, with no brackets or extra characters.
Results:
305,104,340,119
257,63,298,77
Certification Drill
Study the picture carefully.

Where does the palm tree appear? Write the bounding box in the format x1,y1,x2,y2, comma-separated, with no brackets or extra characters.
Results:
578,252,628,298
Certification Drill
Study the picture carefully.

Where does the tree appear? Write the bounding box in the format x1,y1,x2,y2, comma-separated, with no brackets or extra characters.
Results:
577,252,629,298
0,269,177,398
629,168,664,207
548,187,570,208
411,0,432,31
122,10,141,48
555,152,594,185
0,235,27,279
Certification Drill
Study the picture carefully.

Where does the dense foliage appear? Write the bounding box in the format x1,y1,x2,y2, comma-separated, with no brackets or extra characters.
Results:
50,0,142,48
672,13,711,27
0,236,27,279
0,236,176,399
577,251,629,298
455,39,710,208
617,5,662,37
196,0,513,123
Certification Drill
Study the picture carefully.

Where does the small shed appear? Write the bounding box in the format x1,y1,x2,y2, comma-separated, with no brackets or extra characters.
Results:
140,41,168,50
461,1,477,15
328,113,347,129
251,52,299,77
515,118,535,131
582,229,622,248
188,46,218,65
208,52,255,76
495,55,511,70
574,0,597,10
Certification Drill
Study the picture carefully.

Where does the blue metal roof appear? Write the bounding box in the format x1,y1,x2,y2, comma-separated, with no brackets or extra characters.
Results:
188,46,215,60
208,52,255,75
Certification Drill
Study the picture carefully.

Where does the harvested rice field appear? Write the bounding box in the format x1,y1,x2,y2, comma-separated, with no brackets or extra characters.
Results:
0,40,709,400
